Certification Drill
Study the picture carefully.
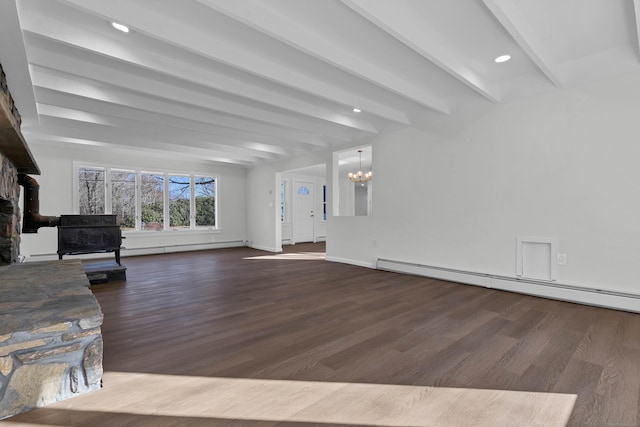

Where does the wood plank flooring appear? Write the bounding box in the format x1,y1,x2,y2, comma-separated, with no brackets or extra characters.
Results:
4,243,640,426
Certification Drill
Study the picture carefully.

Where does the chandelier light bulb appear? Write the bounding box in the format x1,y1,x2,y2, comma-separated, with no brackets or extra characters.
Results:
348,149,372,183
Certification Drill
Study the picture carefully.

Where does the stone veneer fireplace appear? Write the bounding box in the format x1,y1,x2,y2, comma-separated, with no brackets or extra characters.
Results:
0,155,19,265
0,62,104,419
0,63,29,266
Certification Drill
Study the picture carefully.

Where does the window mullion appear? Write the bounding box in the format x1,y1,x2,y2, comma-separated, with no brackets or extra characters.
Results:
104,168,112,214
135,172,141,231
163,173,169,231
190,176,196,229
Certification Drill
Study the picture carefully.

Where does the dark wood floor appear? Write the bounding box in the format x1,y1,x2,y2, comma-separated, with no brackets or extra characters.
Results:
7,243,640,426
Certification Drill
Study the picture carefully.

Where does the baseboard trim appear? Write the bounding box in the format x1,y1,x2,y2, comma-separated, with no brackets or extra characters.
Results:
376,258,640,313
325,256,375,269
24,241,246,262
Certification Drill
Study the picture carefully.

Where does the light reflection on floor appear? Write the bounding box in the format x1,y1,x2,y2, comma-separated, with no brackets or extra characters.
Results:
244,252,326,261
5,371,577,427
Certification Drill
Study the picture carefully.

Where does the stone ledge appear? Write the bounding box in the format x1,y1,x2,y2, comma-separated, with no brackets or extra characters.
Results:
0,260,103,419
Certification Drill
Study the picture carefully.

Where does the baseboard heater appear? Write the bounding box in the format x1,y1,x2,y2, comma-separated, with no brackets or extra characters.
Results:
376,258,640,313
26,240,246,261
123,240,245,255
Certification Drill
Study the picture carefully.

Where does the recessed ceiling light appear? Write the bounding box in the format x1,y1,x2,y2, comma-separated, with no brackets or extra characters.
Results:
494,54,511,63
353,108,361,113
111,22,130,33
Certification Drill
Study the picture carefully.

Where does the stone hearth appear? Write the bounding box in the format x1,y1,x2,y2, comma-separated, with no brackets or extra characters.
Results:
0,260,104,419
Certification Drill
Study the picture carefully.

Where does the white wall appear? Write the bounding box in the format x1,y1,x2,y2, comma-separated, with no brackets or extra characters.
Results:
329,72,640,298
20,143,247,260
338,176,355,217
246,164,280,252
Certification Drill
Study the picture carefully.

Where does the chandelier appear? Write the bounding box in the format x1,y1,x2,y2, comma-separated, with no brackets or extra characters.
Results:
348,150,372,183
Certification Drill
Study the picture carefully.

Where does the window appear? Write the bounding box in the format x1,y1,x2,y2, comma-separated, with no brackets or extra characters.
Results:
79,167,105,215
195,177,216,227
280,180,287,222
169,175,190,229
322,184,327,221
76,164,217,232
110,169,136,230
140,173,164,231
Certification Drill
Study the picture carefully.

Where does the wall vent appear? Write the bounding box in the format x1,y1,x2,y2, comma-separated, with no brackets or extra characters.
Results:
516,236,557,281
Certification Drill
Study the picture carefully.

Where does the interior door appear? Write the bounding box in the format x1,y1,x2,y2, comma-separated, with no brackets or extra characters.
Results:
292,181,314,243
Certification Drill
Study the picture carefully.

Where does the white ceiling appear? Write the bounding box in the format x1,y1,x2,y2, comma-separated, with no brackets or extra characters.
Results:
2,0,639,168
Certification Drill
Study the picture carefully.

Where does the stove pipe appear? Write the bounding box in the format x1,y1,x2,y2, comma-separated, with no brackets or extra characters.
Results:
18,174,60,233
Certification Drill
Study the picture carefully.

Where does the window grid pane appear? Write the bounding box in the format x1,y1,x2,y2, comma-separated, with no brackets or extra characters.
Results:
78,167,105,215
141,173,164,231
169,175,191,229
110,170,136,230
323,185,327,221
195,177,216,227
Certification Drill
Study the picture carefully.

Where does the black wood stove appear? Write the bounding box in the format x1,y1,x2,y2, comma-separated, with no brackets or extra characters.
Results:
57,215,123,264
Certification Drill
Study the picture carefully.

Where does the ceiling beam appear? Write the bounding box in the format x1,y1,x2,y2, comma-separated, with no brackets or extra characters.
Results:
60,0,410,125
28,62,339,150
24,117,262,166
197,0,450,114
34,88,301,158
341,0,500,103
19,24,378,136
482,0,562,86
26,135,252,167
34,106,282,162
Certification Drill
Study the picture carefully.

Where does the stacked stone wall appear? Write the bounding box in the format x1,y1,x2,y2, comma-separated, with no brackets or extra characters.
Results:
0,61,23,266
0,260,104,419
0,152,19,265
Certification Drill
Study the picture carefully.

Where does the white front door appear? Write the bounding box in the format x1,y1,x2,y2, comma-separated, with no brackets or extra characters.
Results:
292,181,315,243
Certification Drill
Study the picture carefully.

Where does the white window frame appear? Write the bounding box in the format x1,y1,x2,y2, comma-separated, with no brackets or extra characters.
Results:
74,165,107,215
140,170,166,232
321,183,327,222
193,175,218,229
280,179,289,224
73,162,219,233
109,168,137,230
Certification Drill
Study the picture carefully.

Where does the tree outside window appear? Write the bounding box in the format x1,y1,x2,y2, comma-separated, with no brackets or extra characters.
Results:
141,173,164,231
110,170,136,230
79,167,105,215
195,176,216,227
169,175,191,229
77,166,217,231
